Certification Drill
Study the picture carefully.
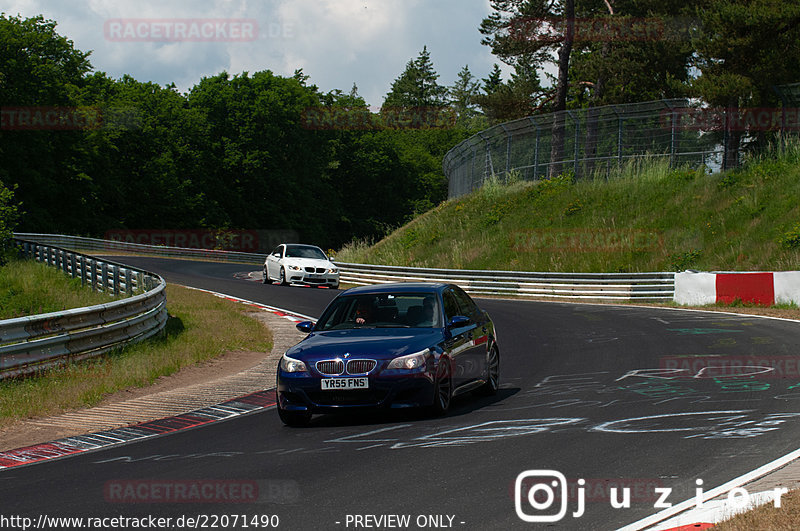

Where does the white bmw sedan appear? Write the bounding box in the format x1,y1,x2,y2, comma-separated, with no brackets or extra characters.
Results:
263,243,339,288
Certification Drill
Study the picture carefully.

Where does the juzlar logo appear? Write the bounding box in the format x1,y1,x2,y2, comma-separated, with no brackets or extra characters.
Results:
515,469,790,523
515,470,573,522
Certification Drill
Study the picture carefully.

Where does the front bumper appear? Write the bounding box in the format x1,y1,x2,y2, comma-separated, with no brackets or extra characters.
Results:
285,270,339,286
277,370,436,413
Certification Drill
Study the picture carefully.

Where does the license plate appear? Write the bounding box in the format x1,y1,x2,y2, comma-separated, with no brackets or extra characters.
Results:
307,274,322,279
321,378,368,390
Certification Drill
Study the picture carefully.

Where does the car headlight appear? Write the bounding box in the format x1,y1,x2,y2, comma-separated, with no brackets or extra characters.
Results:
387,349,429,370
288,265,302,271
328,268,339,274
280,353,307,373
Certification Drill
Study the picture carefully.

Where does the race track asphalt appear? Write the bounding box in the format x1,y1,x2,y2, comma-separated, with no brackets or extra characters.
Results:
3,256,800,530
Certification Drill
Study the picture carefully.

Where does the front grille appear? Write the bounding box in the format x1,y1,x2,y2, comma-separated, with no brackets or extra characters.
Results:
316,267,326,273
305,266,315,273
346,359,377,374
308,390,386,406
316,360,344,375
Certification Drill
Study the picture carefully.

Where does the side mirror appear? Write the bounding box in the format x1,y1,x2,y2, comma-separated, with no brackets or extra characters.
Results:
447,315,470,329
296,321,315,334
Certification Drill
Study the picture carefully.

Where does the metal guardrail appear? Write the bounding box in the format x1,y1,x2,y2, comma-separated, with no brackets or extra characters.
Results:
14,233,675,302
13,233,265,265
336,262,675,301
0,239,168,379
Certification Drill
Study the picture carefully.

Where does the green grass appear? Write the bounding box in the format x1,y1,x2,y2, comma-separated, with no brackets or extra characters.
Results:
0,258,126,319
0,284,272,424
336,139,800,273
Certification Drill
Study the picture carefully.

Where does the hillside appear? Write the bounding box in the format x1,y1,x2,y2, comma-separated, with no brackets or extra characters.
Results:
336,141,800,273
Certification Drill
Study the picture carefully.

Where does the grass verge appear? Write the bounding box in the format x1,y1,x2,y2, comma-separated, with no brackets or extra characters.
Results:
0,284,272,426
715,489,800,530
335,140,800,273
0,258,125,319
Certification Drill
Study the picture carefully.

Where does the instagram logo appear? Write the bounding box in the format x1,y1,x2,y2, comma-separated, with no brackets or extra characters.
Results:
515,470,576,522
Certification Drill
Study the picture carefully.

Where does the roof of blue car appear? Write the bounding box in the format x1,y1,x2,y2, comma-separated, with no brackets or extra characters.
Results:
342,282,448,295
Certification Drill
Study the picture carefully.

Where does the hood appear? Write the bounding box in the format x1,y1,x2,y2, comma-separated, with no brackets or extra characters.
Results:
287,328,443,361
284,257,334,269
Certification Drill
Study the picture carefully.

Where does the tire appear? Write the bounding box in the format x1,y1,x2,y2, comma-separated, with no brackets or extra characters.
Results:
427,357,452,416
278,267,288,286
331,282,339,290
477,345,500,396
277,404,311,427
262,267,270,284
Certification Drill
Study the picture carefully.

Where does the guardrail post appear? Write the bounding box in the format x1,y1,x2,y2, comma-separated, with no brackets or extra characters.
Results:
69,253,76,278
125,269,133,295
79,256,86,286
89,258,96,290
112,265,120,295
101,262,109,293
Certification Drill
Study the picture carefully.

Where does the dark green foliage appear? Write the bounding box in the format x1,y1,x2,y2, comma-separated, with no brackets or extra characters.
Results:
0,15,468,249
669,249,703,271
0,179,19,263
382,46,449,110
779,224,800,250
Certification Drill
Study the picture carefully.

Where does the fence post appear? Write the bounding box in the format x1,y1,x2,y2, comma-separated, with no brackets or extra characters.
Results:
669,104,677,168
529,117,540,180
470,146,477,193
502,124,512,176
80,256,86,287
567,110,580,178
722,107,729,171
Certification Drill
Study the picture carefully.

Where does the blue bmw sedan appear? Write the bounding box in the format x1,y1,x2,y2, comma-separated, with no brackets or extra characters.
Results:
276,283,500,426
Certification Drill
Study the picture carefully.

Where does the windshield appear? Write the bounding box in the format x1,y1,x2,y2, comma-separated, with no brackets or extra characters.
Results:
316,293,441,330
285,245,327,260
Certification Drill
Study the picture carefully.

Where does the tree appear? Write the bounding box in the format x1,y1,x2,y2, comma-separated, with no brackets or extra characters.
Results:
562,0,693,175
0,179,19,260
480,0,575,176
0,14,95,233
691,0,800,168
382,46,449,109
482,64,504,95
475,62,546,123
448,65,482,127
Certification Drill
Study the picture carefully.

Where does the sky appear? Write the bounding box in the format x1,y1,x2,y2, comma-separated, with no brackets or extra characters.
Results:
4,0,503,107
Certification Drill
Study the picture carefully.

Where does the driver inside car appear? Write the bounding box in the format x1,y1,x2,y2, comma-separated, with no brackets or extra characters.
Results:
355,298,375,324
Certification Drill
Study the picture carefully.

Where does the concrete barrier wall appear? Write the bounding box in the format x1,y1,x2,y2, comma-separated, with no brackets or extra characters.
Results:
675,271,800,306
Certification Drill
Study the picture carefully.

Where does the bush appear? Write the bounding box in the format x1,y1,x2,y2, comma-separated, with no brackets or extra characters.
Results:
0,180,20,264
779,223,800,250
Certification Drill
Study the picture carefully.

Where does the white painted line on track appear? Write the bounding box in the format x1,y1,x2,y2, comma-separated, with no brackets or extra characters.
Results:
617,445,800,530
